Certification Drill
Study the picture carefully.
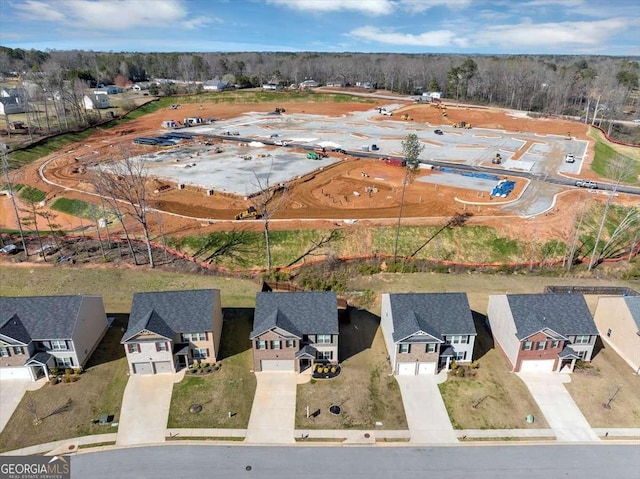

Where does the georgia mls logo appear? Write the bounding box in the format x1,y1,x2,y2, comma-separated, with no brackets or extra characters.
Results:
0,455,70,479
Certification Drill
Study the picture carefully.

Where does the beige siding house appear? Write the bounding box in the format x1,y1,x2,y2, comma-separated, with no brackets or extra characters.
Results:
121,290,222,375
0,295,108,381
594,296,640,374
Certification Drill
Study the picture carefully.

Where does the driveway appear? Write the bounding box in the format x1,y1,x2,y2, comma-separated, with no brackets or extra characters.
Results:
518,373,599,442
116,373,178,446
245,372,297,444
396,374,457,444
0,379,45,433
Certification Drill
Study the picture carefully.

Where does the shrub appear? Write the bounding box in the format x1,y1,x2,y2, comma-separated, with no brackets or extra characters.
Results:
470,361,480,369
193,360,200,369
64,368,72,376
450,361,458,370
189,368,197,374
330,367,337,374
50,367,60,377
323,367,329,374
49,377,58,386
73,368,82,375
456,367,466,378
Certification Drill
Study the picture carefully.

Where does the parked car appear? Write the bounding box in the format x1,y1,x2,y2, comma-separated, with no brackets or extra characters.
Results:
565,153,575,163
575,180,598,189
34,244,57,256
332,148,347,154
0,244,18,255
434,129,444,135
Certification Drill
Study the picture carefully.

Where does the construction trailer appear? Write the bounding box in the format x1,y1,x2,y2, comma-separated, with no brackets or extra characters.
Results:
183,117,205,126
161,120,178,128
383,158,407,167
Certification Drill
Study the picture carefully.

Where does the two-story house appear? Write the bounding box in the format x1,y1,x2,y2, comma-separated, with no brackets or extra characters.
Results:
0,295,108,381
250,292,339,372
121,289,223,375
381,292,477,375
593,296,640,374
488,293,599,373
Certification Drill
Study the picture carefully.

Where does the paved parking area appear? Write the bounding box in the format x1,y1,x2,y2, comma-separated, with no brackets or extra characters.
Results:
0,379,45,433
518,373,599,442
245,372,297,444
116,373,178,446
396,374,457,444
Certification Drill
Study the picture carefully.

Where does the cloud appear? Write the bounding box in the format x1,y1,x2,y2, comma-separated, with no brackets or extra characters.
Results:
12,0,67,22
182,16,221,30
397,0,471,14
266,0,395,15
349,26,465,47
9,0,212,31
473,18,634,48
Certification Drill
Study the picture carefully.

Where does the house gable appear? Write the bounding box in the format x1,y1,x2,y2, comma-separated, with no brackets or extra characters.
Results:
0,314,32,345
396,330,443,344
252,325,300,341
520,327,567,342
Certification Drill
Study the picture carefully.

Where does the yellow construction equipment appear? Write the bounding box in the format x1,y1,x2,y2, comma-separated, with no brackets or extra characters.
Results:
401,114,413,121
453,121,471,129
235,206,260,220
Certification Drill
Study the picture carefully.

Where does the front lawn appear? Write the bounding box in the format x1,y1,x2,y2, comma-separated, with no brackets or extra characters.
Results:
565,341,640,427
295,308,408,430
167,308,256,429
438,314,549,430
0,315,129,453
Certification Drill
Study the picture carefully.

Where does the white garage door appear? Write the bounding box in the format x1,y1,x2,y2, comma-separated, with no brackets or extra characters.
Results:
132,362,153,375
0,367,32,380
153,361,173,374
520,359,555,373
260,360,294,372
397,362,416,375
417,362,437,375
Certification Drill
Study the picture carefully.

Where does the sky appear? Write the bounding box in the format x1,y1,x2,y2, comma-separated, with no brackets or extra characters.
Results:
0,0,638,55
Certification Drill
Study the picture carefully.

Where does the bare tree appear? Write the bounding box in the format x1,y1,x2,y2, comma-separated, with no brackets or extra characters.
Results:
25,396,41,425
250,166,288,274
393,133,424,264
93,153,154,267
1,146,28,255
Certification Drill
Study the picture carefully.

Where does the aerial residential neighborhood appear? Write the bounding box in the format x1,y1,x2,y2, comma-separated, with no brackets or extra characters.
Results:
0,0,639,477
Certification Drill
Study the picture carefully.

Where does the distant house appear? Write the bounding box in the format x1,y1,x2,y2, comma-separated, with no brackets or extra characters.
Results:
299,79,320,89
0,96,26,115
326,81,344,87
83,93,110,110
0,295,109,381
250,292,339,372
488,294,598,373
424,91,442,99
121,290,223,375
203,80,229,92
594,296,640,374
381,293,477,375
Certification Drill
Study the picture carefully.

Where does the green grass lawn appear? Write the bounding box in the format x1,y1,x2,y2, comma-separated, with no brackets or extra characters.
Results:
438,315,549,430
168,308,256,429
0,315,129,453
295,309,408,430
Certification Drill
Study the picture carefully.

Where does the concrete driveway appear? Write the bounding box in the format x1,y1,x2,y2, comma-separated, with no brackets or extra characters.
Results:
245,372,297,444
396,373,457,444
116,373,178,446
0,379,45,433
518,373,599,442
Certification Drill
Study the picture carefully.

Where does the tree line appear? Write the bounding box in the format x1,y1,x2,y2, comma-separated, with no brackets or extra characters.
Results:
1,47,639,120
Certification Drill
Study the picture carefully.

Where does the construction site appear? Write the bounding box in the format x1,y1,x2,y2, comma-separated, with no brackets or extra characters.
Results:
2,95,637,246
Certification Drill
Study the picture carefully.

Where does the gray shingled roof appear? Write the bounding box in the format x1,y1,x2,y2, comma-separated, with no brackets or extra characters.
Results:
0,314,32,344
559,345,580,358
388,293,476,343
122,290,218,343
624,296,640,331
506,294,598,339
251,292,338,339
0,296,87,340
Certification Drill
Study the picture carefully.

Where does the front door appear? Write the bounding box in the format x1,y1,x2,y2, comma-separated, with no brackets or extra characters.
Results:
300,359,311,372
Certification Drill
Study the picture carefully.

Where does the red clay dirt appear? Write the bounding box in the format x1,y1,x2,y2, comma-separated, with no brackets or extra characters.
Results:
0,99,629,246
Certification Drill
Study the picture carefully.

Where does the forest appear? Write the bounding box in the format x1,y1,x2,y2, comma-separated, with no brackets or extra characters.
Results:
0,47,639,141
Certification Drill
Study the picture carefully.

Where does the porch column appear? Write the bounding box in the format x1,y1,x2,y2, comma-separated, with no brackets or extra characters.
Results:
445,356,451,371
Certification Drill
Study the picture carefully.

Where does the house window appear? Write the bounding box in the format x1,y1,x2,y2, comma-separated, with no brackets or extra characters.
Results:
523,341,533,351
447,336,468,344
536,341,546,350
551,340,560,349
256,340,266,350
156,342,168,352
399,344,410,354
50,340,67,351
271,340,281,350
0,347,10,357
286,340,295,348
574,335,591,344
317,351,333,361
606,329,612,338
183,332,206,342
455,352,467,361
577,351,587,360
13,346,25,355
426,343,437,353
192,348,208,360
56,357,74,368
316,335,332,344
127,343,141,354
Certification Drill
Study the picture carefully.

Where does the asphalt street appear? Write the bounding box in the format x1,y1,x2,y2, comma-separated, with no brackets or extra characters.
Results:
70,444,640,479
